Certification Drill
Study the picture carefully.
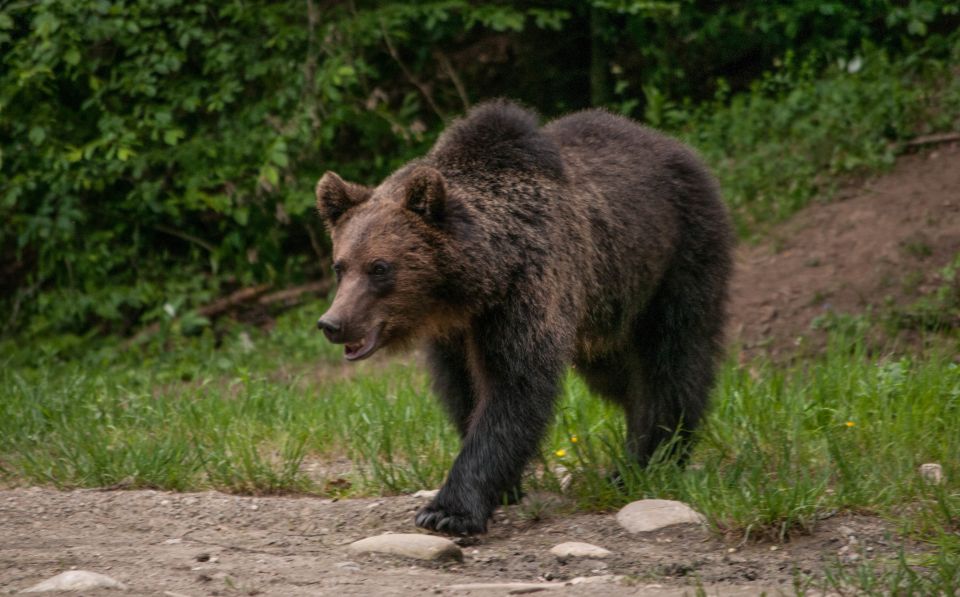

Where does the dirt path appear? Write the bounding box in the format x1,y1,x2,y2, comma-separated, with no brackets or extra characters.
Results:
1,488,909,596
3,145,958,595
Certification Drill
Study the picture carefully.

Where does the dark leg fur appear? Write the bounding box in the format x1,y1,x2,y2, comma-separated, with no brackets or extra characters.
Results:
417,312,564,534
424,333,525,511
628,249,728,466
425,334,475,439
580,258,727,468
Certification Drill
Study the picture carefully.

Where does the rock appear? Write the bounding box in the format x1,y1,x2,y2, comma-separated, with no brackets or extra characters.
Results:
920,463,944,485
349,533,462,562
549,541,611,559
447,577,624,593
413,489,440,499
616,499,705,533
553,466,573,492
21,571,128,593
838,544,860,564
334,561,361,572
447,581,562,592
568,575,625,585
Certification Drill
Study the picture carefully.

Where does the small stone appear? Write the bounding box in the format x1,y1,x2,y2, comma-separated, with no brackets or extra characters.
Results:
920,463,944,485
334,561,361,572
553,466,573,492
550,542,611,559
837,525,855,538
568,575,625,585
447,581,562,592
349,533,462,562
21,571,128,593
413,489,440,499
616,499,705,533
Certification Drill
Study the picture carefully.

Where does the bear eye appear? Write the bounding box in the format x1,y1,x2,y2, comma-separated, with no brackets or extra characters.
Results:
370,260,391,277
332,261,344,281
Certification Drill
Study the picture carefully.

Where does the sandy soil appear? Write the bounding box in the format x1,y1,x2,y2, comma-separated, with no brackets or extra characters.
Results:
3,142,959,595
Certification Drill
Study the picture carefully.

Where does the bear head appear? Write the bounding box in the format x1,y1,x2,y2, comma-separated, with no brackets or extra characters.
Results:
314,165,458,361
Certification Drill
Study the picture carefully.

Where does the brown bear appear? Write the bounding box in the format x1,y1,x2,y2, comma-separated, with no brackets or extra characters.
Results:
315,99,733,535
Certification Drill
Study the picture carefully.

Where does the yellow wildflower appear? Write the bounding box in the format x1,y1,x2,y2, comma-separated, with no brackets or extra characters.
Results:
845,421,855,427
570,435,578,443
555,449,566,457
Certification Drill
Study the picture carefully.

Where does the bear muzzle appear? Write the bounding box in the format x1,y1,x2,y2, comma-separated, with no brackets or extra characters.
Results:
318,316,385,361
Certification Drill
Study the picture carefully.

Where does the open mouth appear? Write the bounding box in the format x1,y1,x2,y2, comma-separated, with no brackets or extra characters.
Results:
344,323,385,361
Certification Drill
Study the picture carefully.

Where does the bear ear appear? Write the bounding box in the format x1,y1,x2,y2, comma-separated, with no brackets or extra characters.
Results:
316,171,370,227
403,166,446,225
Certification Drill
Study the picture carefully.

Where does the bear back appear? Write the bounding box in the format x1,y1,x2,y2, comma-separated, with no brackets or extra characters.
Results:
429,100,565,181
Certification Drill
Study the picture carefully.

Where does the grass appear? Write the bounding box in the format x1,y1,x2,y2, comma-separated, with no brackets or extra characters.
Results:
3,302,960,591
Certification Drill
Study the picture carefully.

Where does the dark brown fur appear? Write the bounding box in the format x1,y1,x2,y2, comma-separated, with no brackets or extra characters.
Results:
315,100,733,535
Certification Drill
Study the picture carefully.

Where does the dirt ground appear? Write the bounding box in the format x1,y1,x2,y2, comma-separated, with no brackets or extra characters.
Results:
2,142,958,596
0,488,906,596
728,141,960,359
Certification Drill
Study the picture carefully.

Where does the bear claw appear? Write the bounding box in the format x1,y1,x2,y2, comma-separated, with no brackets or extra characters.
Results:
415,505,487,535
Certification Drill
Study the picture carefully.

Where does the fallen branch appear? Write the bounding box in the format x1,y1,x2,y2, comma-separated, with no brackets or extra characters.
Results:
125,283,272,347
198,283,273,317
258,280,331,306
902,132,960,148
126,280,333,347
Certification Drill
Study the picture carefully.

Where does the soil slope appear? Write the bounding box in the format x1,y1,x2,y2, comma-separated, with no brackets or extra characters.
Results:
729,141,960,359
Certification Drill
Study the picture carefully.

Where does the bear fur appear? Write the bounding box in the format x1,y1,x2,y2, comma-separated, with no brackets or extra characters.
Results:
315,99,733,535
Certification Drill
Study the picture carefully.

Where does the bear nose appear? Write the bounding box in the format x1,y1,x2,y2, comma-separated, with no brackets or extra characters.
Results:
317,316,343,341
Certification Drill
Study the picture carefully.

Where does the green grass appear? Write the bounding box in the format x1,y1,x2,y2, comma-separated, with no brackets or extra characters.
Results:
3,302,960,591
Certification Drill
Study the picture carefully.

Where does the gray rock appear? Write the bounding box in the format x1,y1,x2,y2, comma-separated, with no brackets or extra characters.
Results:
447,581,563,592
549,541,611,559
21,571,128,593
448,576,624,593
349,533,462,562
616,499,705,533
334,561,361,572
568,575,625,585
920,463,944,485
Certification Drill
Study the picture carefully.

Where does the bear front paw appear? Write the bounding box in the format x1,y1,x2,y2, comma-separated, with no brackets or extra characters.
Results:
415,503,488,535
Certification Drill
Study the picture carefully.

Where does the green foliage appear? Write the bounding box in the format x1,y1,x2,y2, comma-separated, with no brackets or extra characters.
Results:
0,1,568,336
888,252,960,332
1,0,958,336
665,44,960,235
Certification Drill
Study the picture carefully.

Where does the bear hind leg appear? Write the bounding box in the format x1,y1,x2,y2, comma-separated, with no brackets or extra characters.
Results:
627,265,727,467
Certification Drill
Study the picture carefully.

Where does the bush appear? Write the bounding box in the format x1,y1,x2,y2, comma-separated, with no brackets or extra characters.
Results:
1,0,957,337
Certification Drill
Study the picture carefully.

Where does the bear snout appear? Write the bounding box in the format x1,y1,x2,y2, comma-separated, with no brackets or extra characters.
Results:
316,316,343,343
